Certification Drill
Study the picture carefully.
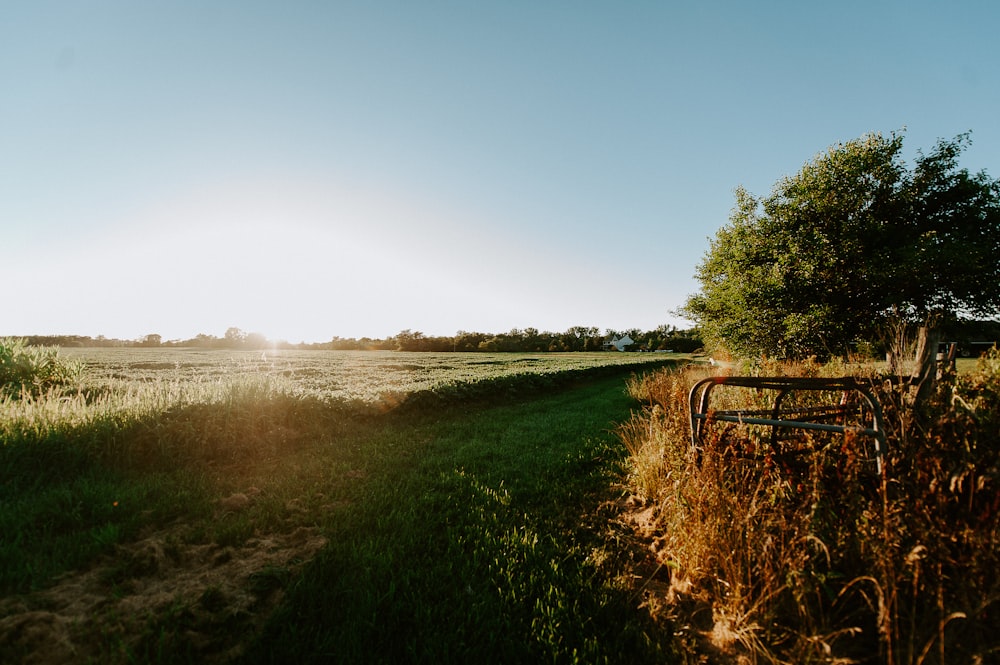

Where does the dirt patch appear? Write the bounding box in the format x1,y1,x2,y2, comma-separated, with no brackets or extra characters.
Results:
0,508,326,664
614,495,745,664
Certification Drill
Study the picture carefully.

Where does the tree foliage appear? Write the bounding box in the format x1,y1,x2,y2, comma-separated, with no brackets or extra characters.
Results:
682,131,1000,358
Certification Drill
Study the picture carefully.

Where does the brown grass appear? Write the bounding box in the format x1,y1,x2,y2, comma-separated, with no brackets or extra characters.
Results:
619,353,1000,663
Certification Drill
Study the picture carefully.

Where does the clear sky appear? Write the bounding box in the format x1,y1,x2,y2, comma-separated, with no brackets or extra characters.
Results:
3,1,998,343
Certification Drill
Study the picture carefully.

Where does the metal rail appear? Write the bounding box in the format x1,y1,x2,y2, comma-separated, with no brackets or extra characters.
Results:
689,376,887,473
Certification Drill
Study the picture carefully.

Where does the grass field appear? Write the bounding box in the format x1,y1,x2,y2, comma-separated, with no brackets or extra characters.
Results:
8,343,997,662
0,347,685,663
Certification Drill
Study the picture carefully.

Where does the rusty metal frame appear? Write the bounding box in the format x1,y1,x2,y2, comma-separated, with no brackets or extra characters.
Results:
688,376,887,473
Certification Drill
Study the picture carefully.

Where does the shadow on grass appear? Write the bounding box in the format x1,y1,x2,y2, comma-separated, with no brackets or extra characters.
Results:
2,365,680,662
242,375,676,664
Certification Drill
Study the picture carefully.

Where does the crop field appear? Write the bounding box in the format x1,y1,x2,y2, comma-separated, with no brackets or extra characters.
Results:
60,347,680,398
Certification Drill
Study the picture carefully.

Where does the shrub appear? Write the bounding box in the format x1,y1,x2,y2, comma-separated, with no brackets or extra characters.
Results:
0,337,83,398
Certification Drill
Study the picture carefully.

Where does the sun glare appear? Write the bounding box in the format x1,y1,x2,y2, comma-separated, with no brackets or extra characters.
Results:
121,180,461,342
27,177,588,343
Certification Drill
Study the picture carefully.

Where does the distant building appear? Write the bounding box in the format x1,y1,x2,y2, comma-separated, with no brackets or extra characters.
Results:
603,335,634,352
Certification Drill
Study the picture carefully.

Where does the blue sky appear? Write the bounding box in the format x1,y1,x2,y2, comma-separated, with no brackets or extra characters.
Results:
3,1,998,343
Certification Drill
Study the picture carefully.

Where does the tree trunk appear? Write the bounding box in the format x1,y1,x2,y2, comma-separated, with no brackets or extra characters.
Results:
911,325,942,409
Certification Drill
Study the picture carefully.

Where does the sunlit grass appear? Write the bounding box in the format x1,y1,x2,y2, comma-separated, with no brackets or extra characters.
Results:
243,375,673,664
620,353,1000,663
1,347,683,663
0,337,83,398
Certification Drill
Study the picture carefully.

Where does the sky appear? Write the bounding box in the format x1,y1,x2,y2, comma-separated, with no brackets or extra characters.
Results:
3,1,998,344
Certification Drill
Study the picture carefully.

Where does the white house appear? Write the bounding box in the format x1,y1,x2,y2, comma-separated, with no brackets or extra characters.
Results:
603,335,634,352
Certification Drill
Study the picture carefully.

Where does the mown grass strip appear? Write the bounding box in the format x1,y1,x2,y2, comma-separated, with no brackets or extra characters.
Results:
243,375,675,664
0,468,211,594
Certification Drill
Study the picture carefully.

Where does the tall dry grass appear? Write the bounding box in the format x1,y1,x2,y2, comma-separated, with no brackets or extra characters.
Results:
620,354,1000,663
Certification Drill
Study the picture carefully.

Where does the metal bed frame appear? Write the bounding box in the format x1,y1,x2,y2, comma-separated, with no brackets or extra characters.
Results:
688,376,888,474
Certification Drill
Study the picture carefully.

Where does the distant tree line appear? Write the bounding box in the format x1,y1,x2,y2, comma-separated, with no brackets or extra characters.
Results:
332,325,703,353
15,325,704,353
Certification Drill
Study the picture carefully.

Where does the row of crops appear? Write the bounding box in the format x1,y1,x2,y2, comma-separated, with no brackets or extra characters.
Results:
59,347,685,405
2,347,686,462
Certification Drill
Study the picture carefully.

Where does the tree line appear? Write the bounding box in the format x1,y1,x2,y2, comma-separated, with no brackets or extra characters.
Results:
16,325,704,353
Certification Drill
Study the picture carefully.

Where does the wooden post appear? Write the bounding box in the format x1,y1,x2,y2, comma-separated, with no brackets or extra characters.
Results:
911,325,942,409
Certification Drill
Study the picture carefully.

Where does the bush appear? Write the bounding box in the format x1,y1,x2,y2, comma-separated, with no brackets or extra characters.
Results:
0,337,83,398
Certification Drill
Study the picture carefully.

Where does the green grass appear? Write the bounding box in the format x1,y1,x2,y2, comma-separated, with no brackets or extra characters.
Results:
0,337,83,397
242,375,672,664
1,349,683,663
0,469,211,591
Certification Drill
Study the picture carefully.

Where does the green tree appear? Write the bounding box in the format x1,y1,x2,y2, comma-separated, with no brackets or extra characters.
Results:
245,332,269,349
141,333,162,347
224,327,247,347
394,329,427,352
682,131,1000,367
